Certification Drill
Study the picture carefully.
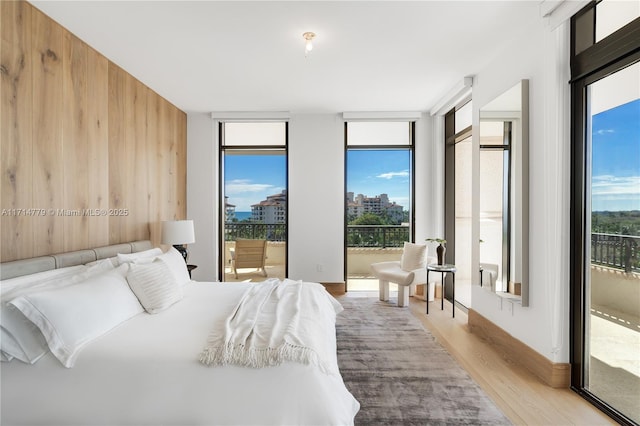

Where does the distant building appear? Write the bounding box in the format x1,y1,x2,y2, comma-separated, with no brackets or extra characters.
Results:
225,196,236,222
346,192,404,223
252,190,287,224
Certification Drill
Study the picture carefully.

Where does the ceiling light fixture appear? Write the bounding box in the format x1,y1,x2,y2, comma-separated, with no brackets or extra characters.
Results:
303,32,316,57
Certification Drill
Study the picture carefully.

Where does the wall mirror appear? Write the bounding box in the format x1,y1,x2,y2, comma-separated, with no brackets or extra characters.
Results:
479,80,529,306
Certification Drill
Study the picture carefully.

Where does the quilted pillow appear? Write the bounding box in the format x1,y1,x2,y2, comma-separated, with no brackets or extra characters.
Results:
157,247,191,286
126,259,184,314
400,242,427,272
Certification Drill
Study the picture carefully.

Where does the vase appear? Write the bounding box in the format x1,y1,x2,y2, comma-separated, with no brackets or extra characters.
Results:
436,244,446,265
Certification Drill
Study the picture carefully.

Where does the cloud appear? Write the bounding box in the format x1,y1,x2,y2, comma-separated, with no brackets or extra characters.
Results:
595,129,615,136
591,175,640,196
376,170,409,180
225,179,275,195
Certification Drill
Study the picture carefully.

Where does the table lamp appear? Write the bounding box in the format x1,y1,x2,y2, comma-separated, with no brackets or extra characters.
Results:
161,220,195,263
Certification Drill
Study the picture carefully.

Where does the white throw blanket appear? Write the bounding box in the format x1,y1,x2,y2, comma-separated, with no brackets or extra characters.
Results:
199,279,343,376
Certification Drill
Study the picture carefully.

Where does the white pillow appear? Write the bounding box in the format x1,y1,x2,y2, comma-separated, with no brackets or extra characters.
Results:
157,247,191,286
400,242,427,272
116,248,162,265
0,263,114,364
1,265,88,302
0,310,48,364
8,265,143,368
126,259,184,314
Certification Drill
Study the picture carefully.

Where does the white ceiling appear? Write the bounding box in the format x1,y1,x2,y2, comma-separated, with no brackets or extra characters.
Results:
30,1,542,114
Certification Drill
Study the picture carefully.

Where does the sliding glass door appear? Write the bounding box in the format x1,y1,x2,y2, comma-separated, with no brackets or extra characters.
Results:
581,60,640,424
571,4,639,423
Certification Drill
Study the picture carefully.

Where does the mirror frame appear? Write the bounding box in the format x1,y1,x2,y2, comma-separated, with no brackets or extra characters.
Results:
478,79,529,306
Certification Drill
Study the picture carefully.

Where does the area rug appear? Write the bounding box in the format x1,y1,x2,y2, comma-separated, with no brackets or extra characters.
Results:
336,296,511,425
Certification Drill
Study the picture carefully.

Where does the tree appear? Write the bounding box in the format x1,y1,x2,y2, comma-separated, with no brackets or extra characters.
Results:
351,213,386,225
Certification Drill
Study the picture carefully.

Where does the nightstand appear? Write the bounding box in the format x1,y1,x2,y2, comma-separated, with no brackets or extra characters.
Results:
187,264,197,279
426,264,457,317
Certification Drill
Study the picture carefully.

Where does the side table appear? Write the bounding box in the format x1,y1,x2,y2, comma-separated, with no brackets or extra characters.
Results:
426,264,457,317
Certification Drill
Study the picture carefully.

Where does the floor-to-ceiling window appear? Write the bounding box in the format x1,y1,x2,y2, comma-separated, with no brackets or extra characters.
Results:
345,121,415,292
571,2,640,424
219,122,288,282
444,99,473,308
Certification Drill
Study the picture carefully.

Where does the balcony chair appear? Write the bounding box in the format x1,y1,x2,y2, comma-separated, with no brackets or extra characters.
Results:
371,242,436,307
229,239,268,279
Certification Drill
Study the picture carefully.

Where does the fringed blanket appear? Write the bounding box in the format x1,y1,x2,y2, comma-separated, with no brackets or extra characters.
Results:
199,279,343,376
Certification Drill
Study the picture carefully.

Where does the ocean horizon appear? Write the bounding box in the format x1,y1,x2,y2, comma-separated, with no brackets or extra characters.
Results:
234,211,252,221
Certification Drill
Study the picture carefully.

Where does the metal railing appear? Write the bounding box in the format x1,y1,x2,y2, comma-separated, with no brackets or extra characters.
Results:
224,223,286,242
224,223,409,248
346,225,409,248
224,226,638,272
591,233,639,273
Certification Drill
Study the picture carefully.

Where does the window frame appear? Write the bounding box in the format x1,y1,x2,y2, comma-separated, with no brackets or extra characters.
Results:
343,121,416,290
218,121,289,281
570,2,640,423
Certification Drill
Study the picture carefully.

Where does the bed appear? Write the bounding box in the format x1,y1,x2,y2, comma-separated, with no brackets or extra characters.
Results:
0,241,359,425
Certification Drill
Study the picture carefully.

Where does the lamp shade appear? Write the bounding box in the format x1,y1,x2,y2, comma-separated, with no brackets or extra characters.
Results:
161,220,195,245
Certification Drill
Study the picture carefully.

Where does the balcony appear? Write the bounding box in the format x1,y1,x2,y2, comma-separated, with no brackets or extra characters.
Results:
222,224,409,282
591,232,639,273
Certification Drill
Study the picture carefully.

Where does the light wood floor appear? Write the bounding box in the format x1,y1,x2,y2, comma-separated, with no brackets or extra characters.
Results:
345,291,615,426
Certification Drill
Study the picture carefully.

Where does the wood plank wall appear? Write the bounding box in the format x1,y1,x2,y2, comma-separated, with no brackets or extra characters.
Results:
0,1,187,262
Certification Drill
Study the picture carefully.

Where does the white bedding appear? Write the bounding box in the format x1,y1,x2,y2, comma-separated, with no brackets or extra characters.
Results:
1,282,359,425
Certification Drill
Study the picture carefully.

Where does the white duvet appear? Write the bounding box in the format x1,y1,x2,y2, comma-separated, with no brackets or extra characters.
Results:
1,282,359,426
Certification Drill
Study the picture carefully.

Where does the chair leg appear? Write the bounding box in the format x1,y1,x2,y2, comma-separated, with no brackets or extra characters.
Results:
379,280,389,301
398,285,409,307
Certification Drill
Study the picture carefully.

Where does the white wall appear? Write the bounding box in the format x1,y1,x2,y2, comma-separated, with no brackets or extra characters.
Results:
470,16,571,363
287,114,345,282
186,113,217,281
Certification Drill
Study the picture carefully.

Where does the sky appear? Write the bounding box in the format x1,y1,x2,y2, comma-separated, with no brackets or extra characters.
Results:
346,149,411,209
591,98,640,212
224,149,411,212
224,154,286,212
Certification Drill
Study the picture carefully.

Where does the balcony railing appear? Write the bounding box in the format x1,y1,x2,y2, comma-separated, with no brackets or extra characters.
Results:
224,225,637,273
224,223,409,248
224,223,286,241
347,225,409,248
591,233,639,273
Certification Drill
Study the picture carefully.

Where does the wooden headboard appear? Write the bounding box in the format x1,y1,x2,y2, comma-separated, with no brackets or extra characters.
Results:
0,240,153,280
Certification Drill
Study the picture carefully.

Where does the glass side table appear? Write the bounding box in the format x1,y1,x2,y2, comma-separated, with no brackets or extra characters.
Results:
426,264,457,318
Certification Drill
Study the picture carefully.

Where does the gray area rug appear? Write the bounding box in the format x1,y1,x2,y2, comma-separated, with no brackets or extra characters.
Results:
336,296,511,425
